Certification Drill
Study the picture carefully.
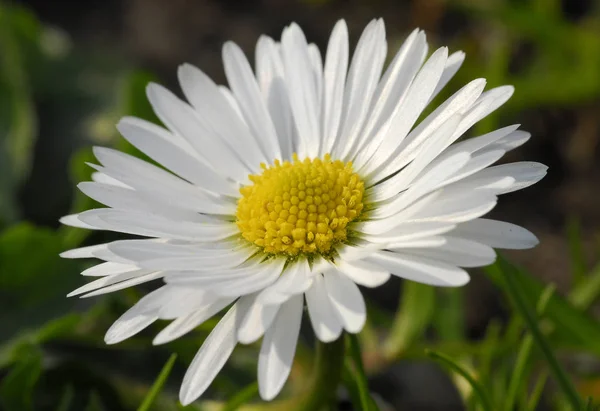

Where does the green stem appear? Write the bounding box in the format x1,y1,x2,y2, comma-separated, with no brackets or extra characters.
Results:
295,336,345,411
346,334,378,411
502,265,584,410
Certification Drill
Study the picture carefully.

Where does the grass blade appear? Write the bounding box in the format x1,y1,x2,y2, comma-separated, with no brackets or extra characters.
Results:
498,258,584,410
426,350,493,411
138,353,177,411
345,334,378,411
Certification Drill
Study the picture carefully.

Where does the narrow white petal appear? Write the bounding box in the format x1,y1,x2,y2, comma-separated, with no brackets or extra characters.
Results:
104,287,173,344
67,268,151,297
305,274,343,342
237,295,281,344
146,83,250,180
222,42,282,161
59,214,98,230
60,243,108,259
409,236,496,267
80,271,164,298
258,294,303,400
153,298,235,345
471,162,548,194
350,29,427,159
81,261,139,277
357,47,450,175
281,24,321,157
116,116,239,196
323,271,366,333
256,259,312,304
451,218,539,249
92,147,235,215
77,209,238,241
320,20,349,155
179,302,243,405
332,259,390,288
430,50,465,101
177,64,267,170
364,78,485,178
366,251,470,287
333,19,387,160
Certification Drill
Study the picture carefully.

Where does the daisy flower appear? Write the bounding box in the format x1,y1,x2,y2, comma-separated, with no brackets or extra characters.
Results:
61,19,546,405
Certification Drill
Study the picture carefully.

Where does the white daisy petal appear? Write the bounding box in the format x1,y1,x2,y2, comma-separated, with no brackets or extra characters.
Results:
177,63,267,170
222,42,282,161
281,23,321,158
258,294,303,400
332,259,390,288
81,261,138,277
116,116,240,196
358,46,450,175
256,259,312,304
366,251,470,287
153,297,235,345
60,243,108,259
323,270,366,333
77,209,238,241
333,19,387,160
451,218,539,249
179,301,245,406
146,83,250,180
349,29,427,160
305,274,343,342
430,50,465,102
80,271,164,298
237,295,281,344
59,214,98,230
67,269,152,297
408,236,496,267
320,20,349,156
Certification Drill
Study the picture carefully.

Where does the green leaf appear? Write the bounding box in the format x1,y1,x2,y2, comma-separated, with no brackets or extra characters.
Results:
569,262,600,310
433,288,465,342
0,345,42,411
0,5,40,224
503,285,555,411
426,349,494,411
492,256,584,410
0,223,81,345
55,386,75,411
138,353,178,411
485,257,600,357
85,393,107,411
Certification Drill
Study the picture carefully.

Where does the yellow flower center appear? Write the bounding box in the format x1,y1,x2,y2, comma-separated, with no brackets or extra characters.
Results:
236,154,365,257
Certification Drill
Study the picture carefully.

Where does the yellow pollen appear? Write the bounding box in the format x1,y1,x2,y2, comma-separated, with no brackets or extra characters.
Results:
236,154,365,257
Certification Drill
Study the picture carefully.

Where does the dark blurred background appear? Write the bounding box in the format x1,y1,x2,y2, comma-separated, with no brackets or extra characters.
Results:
1,0,600,410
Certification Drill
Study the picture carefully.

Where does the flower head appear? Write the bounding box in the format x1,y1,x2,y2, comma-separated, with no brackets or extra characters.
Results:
61,19,546,405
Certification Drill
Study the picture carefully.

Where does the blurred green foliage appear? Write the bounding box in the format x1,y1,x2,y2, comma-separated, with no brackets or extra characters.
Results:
0,0,599,410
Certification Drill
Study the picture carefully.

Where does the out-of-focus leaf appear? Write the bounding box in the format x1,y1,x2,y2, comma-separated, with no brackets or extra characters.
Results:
570,262,600,310
486,257,600,357
384,281,435,358
433,288,465,342
55,385,75,411
137,353,177,411
85,392,107,411
0,5,40,224
0,344,42,411
221,382,258,411
0,223,81,345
